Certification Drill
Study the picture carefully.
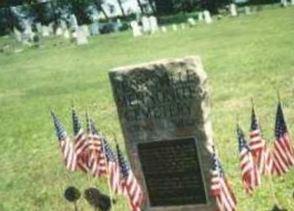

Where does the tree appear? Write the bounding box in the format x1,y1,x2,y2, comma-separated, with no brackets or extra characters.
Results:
116,0,126,18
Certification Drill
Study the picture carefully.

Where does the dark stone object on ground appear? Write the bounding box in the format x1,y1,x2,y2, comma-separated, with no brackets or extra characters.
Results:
271,204,287,211
84,187,112,211
64,186,81,202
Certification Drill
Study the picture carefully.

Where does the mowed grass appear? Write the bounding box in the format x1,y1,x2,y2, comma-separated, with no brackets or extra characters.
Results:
0,6,294,211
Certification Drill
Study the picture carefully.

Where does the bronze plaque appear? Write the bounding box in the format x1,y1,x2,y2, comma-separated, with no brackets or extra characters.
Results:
138,138,207,207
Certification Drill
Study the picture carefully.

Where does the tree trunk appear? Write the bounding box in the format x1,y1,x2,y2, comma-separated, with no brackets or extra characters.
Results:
136,0,144,14
117,0,126,18
147,0,156,14
95,1,109,21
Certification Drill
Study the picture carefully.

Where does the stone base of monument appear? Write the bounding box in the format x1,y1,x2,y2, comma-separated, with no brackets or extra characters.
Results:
109,56,217,211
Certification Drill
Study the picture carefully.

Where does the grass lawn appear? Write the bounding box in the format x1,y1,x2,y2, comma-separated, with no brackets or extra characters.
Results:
0,6,294,211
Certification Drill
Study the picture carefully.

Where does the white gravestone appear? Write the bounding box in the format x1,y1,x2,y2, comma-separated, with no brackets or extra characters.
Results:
180,23,186,29
291,0,294,5
204,10,212,24
36,22,42,34
149,16,159,33
81,25,90,37
70,14,79,30
142,16,151,33
161,26,167,33
55,27,63,36
172,24,178,31
90,22,100,36
42,26,50,37
187,18,196,26
13,27,22,42
76,28,88,45
198,12,204,21
48,23,54,34
230,4,238,17
130,21,142,37
60,20,67,30
245,6,251,15
63,29,70,39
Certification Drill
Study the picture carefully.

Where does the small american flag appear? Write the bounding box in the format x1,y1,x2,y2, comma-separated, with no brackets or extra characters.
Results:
237,124,260,194
210,150,237,211
102,137,121,194
116,144,143,211
72,109,89,173
272,102,294,176
249,107,273,175
87,117,107,177
51,111,77,171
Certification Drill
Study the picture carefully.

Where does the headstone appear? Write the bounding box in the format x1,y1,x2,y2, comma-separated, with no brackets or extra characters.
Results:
245,6,251,15
13,27,22,42
160,26,167,33
187,18,196,26
281,0,288,6
142,16,151,33
63,29,71,39
180,23,186,29
55,27,63,36
149,16,159,33
42,26,50,37
90,21,100,36
81,25,90,37
36,22,42,34
203,10,212,24
130,21,142,37
230,4,238,17
70,14,79,30
172,24,178,31
76,28,88,45
291,0,294,5
48,22,54,34
198,12,204,21
60,20,67,30
109,56,217,211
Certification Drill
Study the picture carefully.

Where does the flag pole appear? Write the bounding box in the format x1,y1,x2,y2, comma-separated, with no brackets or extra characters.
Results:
101,132,115,211
85,111,94,187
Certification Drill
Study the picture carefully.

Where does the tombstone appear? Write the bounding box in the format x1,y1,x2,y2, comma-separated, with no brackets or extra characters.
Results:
109,56,217,211
55,27,63,36
60,20,68,30
149,16,159,34
42,26,50,37
70,14,79,30
180,23,186,29
230,4,238,17
63,29,71,39
198,12,204,21
13,27,22,42
76,28,88,45
245,6,251,15
130,21,142,37
36,22,42,34
172,24,178,31
23,20,34,41
142,16,151,33
291,0,294,5
48,22,54,35
81,25,90,37
281,0,288,6
187,18,196,26
90,21,100,36
203,10,213,24
160,26,167,33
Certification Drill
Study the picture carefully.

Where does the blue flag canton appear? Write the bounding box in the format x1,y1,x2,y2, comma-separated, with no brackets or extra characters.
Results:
212,153,224,177
103,139,117,162
117,145,130,178
51,111,67,141
275,102,288,139
72,109,82,136
251,108,259,131
237,125,250,153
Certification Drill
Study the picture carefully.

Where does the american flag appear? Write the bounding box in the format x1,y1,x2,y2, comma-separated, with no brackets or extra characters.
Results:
72,109,89,173
272,102,294,176
210,151,237,211
87,117,107,177
249,107,273,175
51,111,77,171
116,144,143,211
237,125,260,194
102,137,121,194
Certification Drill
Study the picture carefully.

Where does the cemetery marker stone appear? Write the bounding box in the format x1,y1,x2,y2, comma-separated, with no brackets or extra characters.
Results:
109,56,217,211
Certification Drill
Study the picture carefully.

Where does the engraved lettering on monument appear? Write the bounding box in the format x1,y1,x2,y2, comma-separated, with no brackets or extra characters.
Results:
109,56,217,211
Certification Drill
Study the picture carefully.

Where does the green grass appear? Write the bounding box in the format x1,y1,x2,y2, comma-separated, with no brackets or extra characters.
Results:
1,6,294,211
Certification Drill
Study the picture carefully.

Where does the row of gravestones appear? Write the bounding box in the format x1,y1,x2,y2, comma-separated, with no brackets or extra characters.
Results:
281,0,294,7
